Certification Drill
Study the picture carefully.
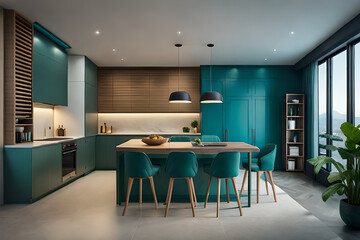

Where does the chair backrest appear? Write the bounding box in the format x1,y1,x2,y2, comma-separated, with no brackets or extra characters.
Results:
258,144,277,171
124,151,154,178
166,152,198,178
169,136,191,142
201,135,221,142
210,152,240,178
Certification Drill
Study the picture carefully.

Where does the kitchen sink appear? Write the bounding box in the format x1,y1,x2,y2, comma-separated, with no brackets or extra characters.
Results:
34,137,74,141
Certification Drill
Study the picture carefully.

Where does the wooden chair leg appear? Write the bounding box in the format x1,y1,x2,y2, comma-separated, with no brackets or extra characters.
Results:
139,178,142,205
257,172,260,204
122,177,134,216
231,177,243,216
186,178,196,217
191,178,197,207
204,176,212,208
164,178,174,217
264,172,269,195
149,176,158,209
226,179,230,203
268,171,277,202
165,178,171,204
216,178,221,218
240,171,247,194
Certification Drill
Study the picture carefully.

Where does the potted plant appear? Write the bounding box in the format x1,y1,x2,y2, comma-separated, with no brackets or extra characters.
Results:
183,127,190,133
309,122,360,229
191,120,198,133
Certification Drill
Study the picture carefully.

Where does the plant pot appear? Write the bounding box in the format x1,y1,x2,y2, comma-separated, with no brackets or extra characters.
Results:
339,199,360,229
193,127,198,133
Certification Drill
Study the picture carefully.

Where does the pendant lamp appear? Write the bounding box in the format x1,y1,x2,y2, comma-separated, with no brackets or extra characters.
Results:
200,44,223,103
169,44,191,103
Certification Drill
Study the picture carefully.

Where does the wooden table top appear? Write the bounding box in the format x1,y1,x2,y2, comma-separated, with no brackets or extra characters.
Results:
116,139,259,154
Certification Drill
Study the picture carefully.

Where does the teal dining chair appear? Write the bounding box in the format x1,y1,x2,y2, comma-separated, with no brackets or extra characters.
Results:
240,144,277,203
204,152,242,217
165,152,198,217
201,135,221,142
169,136,191,142
122,151,160,216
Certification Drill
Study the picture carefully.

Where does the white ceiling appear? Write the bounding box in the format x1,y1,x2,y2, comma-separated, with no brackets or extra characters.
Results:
1,0,360,67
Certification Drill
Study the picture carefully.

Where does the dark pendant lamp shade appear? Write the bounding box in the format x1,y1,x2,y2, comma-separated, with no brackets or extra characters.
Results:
200,91,223,103
200,43,223,104
169,43,192,103
169,91,192,103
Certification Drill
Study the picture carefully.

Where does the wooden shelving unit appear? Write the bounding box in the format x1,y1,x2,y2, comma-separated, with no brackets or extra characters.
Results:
4,10,33,145
283,94,305,172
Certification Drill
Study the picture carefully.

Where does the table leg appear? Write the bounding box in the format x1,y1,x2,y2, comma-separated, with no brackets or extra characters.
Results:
248,152,251,207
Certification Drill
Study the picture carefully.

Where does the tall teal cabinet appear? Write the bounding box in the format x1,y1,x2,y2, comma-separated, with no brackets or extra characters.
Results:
85,57,98,136
33,28,68,106
201,66,302,170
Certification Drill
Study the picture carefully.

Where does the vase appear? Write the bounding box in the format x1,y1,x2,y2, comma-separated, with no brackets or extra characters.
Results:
339,199,360,229
194,127,198,133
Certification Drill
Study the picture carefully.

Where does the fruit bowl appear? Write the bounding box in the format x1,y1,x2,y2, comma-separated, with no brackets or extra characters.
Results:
142,136,169,146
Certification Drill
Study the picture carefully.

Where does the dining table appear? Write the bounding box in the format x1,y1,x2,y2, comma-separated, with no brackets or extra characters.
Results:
116,139,260,207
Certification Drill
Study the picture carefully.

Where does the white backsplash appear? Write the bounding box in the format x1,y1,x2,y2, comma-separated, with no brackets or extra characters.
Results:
98,113,200,134
33,106,54,139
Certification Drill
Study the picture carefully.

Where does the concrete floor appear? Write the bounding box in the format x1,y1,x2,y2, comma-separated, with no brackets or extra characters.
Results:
0,171,345,240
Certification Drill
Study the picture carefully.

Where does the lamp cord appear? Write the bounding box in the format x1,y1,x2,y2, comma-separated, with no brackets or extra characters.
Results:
210,46,212,92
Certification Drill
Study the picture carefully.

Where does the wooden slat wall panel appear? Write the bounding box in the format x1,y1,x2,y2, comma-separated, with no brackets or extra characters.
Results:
98,67,200,113
4,10,33,144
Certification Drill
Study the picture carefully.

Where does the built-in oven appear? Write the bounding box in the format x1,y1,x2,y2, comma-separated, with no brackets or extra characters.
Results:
62,141,77,182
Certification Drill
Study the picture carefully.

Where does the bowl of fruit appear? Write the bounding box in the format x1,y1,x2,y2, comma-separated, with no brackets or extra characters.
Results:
142,135,169,146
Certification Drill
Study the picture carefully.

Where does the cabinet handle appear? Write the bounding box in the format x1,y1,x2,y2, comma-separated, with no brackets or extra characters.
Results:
225,129,228,142
63,149,77,155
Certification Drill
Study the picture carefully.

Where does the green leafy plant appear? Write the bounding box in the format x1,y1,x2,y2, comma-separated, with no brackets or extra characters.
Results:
191,120,198,128
194,137,201,145
183,127,190,133
309,122,360,205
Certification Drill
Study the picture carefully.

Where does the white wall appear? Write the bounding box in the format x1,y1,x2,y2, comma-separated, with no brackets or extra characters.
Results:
0,8,4,205
54,56,85,137
98,113,200,134
33,106,54,139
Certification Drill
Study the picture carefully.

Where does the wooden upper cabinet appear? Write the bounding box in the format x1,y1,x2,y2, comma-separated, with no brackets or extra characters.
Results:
98,68,200,113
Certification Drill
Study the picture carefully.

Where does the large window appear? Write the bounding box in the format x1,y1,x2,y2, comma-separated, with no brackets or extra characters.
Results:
318,62,327,156
331,51,347,167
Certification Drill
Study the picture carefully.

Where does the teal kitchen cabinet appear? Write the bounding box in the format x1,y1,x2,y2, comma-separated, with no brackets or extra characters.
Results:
76,138,86,175
33,28,68,106
76,137,96,175
85,57,98,136
4,144,62,203
96,135,130,170
32,144,62,199
201,66,303,170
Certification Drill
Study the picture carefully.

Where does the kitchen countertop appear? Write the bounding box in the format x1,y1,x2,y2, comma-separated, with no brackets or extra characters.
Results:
97,133,201,136
4,136,85,148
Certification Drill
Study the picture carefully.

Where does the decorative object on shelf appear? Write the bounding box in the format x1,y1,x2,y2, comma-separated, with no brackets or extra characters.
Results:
287,158,296,170
191,120,198,133
309,122,360,229
142,135,169,146
288,119,296,129
194,137,202,145
100,123,112,133
169,44,191,103
283,94,305,171
183,127,190,133
200,44,223,103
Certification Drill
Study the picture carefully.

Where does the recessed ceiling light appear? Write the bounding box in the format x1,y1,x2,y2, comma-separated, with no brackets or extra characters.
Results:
112,49,116,52
265,58,268,61
121,58,124,61
273,49,277,52
290,31,294,35
95,30,100,35
177,31,181,35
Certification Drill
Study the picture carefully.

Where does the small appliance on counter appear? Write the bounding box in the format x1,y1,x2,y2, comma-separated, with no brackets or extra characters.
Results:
100,123,112,133
57,125,65,136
